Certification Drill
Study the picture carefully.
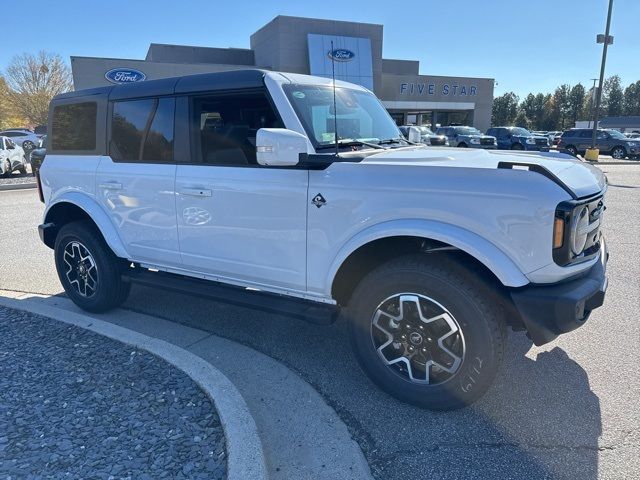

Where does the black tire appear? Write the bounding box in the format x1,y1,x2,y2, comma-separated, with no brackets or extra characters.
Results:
17,164,27,175
611,146,626,160
458,142,467,148
345,254,506,410
565,145,578,156
511,143,524,150
54,221,130,313
22,140,34,150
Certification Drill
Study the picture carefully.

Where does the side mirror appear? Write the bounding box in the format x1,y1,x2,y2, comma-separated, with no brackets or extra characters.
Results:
256,128,309,166
407,126,421,143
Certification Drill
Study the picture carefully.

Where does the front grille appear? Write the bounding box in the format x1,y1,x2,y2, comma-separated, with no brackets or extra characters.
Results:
429,137,446,146
535,138,548,146
480,137,494,146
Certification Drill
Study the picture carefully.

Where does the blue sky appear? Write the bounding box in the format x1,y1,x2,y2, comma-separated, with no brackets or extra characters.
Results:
3,0,638,98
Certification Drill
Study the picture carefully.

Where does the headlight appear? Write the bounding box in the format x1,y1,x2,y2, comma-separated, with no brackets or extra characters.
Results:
628,142,637,147
571,206,590,255
526,138,536,144
470,138,480,144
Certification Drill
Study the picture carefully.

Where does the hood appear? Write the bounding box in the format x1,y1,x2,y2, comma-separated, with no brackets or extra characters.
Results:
362,147,605,199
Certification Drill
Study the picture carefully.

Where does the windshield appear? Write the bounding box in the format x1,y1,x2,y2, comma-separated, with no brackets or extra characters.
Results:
455,127,482,136
509,127,533,136
607,130,627,139
283,84,402,147
418,126,435,136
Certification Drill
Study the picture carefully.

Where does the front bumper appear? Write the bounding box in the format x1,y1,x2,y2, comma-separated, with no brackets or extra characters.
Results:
468,143,497,149
510,238,608,345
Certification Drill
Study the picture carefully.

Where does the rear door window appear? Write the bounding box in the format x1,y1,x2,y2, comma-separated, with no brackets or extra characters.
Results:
110,98,175,162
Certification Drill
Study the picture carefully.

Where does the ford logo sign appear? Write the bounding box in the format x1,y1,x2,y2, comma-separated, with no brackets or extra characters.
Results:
327,48,355,62
104,68,147,84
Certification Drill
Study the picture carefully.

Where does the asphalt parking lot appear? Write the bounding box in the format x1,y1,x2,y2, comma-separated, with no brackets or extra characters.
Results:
0,164,638,479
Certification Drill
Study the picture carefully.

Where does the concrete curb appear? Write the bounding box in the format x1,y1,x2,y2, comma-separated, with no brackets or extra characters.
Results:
0,294,267,480
0,182,36,191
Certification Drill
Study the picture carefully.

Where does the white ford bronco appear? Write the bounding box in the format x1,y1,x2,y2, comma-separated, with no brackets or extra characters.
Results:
37,70,608,410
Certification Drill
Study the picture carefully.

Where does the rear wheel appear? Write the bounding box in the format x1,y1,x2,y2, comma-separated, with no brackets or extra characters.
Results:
22,140,34,150
611,146,626,159
565,145,578,156
345,254,506,410
458,142,467,148
2,159,11,177
54,221,130,312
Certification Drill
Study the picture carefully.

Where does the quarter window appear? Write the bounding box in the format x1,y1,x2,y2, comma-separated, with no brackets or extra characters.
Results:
51,102,97,151
110,98,174,162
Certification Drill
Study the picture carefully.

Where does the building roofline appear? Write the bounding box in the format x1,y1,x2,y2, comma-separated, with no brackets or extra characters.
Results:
251,14,383,37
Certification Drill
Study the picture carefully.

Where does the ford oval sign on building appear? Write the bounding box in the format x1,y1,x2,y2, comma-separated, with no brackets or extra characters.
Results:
104,68,147,84
327,48,355,62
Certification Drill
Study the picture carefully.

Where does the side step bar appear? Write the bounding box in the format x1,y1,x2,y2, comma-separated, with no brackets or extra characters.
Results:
122,268,339,325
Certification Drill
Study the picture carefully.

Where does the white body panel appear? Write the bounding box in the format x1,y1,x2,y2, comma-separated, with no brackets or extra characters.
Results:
40,71,608,305
0,137,26,174
95,157,180,266
175,165,309,291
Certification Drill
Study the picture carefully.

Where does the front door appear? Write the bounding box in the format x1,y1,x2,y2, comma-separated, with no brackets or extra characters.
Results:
175,91,308,292
96,97,181,266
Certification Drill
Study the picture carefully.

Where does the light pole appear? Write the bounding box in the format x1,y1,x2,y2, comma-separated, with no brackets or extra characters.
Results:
588,78,598,128
587,0,614,161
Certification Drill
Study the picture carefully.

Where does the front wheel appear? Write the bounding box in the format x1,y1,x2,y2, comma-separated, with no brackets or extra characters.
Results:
511,143,524,150
346,255,506,410
54,221,131,312
611,146,626,159
565,145,578,156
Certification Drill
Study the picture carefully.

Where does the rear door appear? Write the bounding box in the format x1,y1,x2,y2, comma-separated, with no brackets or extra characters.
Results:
96,97,181,266
174,90,308,292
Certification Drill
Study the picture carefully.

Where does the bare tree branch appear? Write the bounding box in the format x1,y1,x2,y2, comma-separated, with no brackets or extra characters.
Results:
5,51,73,126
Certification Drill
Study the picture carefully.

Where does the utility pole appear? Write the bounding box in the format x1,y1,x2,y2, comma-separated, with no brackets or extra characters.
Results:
588,78,598,128
589,0,614,155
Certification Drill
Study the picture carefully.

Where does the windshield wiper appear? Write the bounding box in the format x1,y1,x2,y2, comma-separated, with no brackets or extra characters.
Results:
316,139,384,150
378,137,418,146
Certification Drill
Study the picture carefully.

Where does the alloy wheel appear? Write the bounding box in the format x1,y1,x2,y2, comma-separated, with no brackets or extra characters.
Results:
370,293,465,385
63,241,98,297
612,147,625,159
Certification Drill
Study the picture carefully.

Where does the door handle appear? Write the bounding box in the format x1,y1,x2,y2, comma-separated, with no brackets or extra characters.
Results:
99,182,123,190
180,188,212,197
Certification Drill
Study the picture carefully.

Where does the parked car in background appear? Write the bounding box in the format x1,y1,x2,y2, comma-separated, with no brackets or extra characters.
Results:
625,132,640,139
0,129,41,151
558,128,639,159
30,135,47,176
399,125,448,146
0,136,28,176
434,126,496,149
486,127,549,151
545,131,562,145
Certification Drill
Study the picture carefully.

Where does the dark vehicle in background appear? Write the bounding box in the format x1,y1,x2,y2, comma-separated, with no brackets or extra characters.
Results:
486,127,549,151
29,135,47,175
434,126,496,149
558,128,639,159
398,125,448,146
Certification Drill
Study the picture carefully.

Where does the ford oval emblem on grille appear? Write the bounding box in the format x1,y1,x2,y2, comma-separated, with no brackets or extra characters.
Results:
105,68,147,84
327,48,355,62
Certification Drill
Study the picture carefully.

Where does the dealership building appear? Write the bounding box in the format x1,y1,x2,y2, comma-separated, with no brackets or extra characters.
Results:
71,15,495,131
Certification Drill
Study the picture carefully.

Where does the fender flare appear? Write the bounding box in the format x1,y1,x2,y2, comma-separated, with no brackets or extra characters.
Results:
44,191,130,259
325,219,530,292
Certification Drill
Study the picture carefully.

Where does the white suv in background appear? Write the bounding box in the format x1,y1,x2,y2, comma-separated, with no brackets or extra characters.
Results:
0,136,27,176
0,129,41,151
37,70,609,410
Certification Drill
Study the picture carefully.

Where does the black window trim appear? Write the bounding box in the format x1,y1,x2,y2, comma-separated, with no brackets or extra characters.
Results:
107,95,176,164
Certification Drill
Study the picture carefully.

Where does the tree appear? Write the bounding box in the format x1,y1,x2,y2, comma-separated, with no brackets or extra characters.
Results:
520,93,547,130
491,92,519,126
513,110,530,129
568,84,586,124
623,80,640,116
0,76,25,130
552,85,571,130
602,75,624,117
540,94,558,131
4,51,72,126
